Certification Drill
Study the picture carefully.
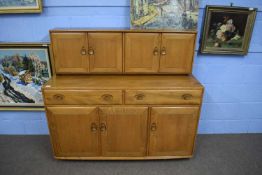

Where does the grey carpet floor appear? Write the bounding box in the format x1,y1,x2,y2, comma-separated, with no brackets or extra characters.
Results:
0,134,262,175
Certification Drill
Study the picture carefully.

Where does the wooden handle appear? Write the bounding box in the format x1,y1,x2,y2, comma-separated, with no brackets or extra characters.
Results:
153,47,159,55
101,94,113,101
182,94,193,100
53,94,64,101
88,48,95,55
100,123,107,132
81,47,87,55
161,47,167,55
91,123,98,132
151,123,157,131
135,94,145,100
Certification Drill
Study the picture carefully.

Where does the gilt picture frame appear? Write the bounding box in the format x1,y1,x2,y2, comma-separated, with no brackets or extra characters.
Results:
200,6,257,55
0,43,52,111
0,0,42,14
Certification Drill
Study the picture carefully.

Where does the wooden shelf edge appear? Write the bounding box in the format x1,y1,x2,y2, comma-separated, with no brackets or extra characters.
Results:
54,155,193,160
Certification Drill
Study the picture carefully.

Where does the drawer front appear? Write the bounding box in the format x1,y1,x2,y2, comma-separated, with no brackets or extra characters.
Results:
44,90,123,105
125,90,202,105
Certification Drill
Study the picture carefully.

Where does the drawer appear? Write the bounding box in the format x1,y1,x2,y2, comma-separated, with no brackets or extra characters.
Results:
44,90,123,105
124,90,202,105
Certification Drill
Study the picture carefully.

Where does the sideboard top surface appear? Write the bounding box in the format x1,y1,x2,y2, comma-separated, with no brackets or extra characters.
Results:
43,75,203,90
50,28,197,33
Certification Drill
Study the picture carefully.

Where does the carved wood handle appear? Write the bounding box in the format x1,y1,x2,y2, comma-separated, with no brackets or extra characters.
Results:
53,94,64,101
153,47,159,55
151,123,157,131
91,123,98,132
135,94,145,100
161,47,167,55
81,47,87,55
100,123,107,132
101,94,113,101
182,94,193,100
88,48,95,55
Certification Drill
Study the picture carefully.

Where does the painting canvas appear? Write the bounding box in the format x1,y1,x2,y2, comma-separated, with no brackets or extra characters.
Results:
0,44,51,110
200,6,257,55
131,0,199,29
0,0,42,13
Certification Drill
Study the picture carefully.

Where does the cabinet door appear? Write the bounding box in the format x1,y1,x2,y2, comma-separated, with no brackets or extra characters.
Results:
149,107,199,156
159,33,195,73
99,107,148,157
125,33,160,73
51,32,89,73
46,107,100,157
88,33,123,73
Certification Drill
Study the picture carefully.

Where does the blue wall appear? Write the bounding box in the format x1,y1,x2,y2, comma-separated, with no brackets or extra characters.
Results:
0,0,262,134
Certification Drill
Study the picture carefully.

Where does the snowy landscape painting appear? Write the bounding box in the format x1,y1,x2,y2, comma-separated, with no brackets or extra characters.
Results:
0,0,37,8
0,45,51,109
131,0,199,29
0,0,42,13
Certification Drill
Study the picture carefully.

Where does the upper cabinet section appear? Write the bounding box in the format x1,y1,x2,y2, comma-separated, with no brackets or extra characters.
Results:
50,30,196,75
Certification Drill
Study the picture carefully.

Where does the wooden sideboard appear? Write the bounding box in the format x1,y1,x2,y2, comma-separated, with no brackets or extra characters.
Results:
43,29,204,160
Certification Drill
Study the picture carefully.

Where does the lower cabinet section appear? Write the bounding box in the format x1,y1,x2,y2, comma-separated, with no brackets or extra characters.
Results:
46,106,200,159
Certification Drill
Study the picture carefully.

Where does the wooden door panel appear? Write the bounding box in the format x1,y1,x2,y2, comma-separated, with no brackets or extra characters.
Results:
88,33,123,73
51,32,89,73
46,107,100,157
149,107,199,156
124,33,160,73
99,107,148,157
159,33,195,73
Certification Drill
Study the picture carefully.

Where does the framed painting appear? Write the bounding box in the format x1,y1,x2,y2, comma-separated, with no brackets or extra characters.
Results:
0,0,42,14
200,6,257,55
130,0,199,30
0,43,52,111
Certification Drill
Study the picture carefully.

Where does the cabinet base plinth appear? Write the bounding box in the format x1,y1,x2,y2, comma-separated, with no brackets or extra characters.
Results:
54,155,193,160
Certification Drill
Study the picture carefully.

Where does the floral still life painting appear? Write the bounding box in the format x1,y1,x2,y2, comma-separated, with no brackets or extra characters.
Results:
0,44,51,110
200,6,257,55
131,0,199,30
0,0,42,13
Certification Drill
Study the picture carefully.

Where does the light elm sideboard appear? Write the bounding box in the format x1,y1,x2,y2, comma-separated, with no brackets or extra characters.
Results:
42,29,204,160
